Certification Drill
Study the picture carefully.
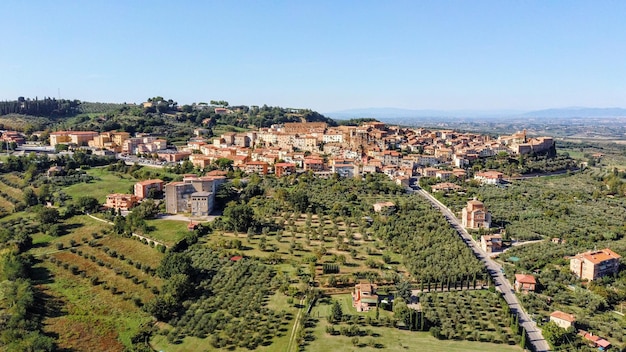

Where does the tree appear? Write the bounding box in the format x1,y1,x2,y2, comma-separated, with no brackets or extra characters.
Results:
38,207,59,225
393,297,411,327
157,252,193,279
396,280,412,303
76,196,100,213
331,300,343,323
23,188,39,207
223,202,255,232
131,199,159,220
542,321,572,347
287,189,310,213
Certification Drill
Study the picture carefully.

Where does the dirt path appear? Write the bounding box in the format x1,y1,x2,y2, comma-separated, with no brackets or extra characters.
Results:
286,296,306,352
86,214,168,248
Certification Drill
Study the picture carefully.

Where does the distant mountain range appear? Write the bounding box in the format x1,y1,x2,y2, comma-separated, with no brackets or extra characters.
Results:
325,107,626,120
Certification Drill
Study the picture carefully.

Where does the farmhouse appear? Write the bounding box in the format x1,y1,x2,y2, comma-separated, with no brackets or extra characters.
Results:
480,234,503,253
549,311,576,329
474,170,504,185
352,282,378,312
514,274,537,294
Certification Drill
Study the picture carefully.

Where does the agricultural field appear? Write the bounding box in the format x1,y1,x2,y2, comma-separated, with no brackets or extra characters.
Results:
29,214,165,351
207,210,408,287
307,292,522,352
0,172,25,212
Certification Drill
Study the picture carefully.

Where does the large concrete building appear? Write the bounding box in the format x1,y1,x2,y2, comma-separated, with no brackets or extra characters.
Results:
570,248,621,281
165,175,226,216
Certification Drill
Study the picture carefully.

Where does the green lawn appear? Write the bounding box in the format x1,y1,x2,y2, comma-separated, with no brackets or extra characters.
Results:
145,219,191,246
307,297,522,352
64,167,138,202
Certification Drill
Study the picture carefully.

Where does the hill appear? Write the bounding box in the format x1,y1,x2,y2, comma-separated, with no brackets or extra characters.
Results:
0,97,336,136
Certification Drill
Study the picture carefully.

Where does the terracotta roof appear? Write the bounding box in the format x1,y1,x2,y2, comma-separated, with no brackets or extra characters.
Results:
515,274,536,284
137,179,163,185
581,248,621,264
550,311,575,322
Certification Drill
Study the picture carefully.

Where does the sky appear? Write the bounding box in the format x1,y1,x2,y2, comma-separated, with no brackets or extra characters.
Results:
1,1,625,112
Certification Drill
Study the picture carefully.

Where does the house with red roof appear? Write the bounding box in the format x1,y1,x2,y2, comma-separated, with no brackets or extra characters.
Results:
514,274,537,293
550,311,576,329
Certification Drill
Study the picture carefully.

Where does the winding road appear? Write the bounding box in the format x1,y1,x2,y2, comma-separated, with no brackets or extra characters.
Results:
411,187,550,352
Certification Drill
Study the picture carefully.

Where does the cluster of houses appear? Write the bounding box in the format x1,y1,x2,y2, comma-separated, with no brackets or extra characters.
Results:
179,123,552,184
510,248,621,350
13,122,554,188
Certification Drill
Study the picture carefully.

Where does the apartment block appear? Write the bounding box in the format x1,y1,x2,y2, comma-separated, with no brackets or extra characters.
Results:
570,248,621,281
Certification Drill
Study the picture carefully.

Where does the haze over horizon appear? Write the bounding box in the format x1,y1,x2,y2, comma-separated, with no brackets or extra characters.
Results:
1,1,625,113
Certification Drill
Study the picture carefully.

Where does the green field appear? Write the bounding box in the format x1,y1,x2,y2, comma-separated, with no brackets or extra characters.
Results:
64,167,138,202
145,219,191,246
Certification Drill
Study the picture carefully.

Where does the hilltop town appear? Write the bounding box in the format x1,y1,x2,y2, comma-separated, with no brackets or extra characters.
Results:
1,100,624,352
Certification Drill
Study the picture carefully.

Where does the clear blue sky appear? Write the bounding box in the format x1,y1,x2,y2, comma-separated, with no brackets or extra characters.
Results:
1,1,625,112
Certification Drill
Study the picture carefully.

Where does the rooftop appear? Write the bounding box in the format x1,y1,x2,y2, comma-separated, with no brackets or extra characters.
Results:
515,274,536,284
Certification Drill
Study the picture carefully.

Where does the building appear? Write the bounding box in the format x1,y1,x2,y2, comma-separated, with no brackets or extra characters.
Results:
431,182,462,193
352,282,378,312
474,171,504,185
157,150,191,162
549,311,576,329
480,234,503,253
274,162,296,177
165,175,226,215
190,191,212,217
461,199,491,229
49,131,99,147
105,194,138,211
1,131,25,145
134,179,164,200
569,248,621,281
303,158,324,172
514,274,537,293
373,201,395,213
578,330,611,351
243,161,269,175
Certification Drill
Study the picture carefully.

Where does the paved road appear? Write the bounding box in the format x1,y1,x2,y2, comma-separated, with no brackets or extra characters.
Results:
412,187,550,352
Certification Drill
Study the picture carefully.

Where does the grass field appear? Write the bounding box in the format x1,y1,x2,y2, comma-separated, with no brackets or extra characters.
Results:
145,219,190,246
64,167,138,202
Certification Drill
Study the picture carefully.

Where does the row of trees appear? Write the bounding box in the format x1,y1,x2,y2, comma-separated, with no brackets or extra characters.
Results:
0,97,81,117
